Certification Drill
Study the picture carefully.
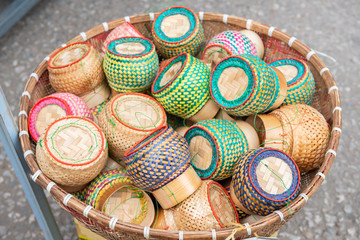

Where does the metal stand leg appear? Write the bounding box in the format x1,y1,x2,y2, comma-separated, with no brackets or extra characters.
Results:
0,86,62,240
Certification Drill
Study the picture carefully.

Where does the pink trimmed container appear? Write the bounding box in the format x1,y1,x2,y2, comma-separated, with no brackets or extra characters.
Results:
28,92,94,142
101,22,143,54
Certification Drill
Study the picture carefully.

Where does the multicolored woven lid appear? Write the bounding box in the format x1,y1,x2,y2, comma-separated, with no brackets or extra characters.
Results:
269,57,315,105
103,37,159,92
210,55,279,116
152,6,204,58
152,53,212,119
184,119,249,180
231,147,300,216
28,92,94,142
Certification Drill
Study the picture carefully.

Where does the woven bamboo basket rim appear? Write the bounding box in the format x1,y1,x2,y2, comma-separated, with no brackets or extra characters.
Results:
48,41,92,69
18,11,341,239
107,36,154,58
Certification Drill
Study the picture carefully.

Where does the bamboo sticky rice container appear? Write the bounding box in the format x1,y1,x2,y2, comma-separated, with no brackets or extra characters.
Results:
169,180,239,231
103,37,159,93
84,169,155,227
48,42,105,96
152,53,219,122
152,6,204,58
36,117,108,192
202,30,258,70
231,148,300,216
28,92,94,142
79,81,111,109
269,57,315,106
210,55,286,117
184,119,249,180
124,126,201,209
97,92,166,162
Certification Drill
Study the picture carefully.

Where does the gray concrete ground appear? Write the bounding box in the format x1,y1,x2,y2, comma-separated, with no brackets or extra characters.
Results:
0,0,358,239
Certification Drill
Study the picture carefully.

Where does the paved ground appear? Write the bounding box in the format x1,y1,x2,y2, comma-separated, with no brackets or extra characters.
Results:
0,0,358,239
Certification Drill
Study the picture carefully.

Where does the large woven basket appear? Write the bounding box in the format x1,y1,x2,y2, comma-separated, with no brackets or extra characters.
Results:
19,11,341,239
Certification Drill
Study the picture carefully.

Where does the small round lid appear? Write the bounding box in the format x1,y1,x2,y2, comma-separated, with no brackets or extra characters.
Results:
218,67,249,101
111,93,166,131
43,117,106,166
49,42,90,68
161,14,191,38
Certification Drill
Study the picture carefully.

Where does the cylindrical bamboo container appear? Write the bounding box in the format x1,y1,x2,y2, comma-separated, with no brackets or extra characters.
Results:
184,119,249,180
83,169,156,227
269,57,315,106
97,92,166,162
28,92,94,143
124,126,202,209
273,104,330,172
103,37,159,93
210,55,284,117
231,148,300,216
152,6,204,58
170,180,239,231
202,30,257,70
36,117,108,192
234,120,260,150
152,53,219,121
101,22,143,54
48,42,105,96
79,81,111,109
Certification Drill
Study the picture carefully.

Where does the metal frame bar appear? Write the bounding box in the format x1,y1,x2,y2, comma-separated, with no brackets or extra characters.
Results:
0,85,62,239
0,0,40,38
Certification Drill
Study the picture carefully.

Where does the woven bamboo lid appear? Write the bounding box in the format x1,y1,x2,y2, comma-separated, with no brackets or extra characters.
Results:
160,14,191,38
101,187,155,226
111,93,165,131
35,105,67,136
275,65,299,83
239,30,264,59
50,44,88,67
115,42,146,55
160,61,182,87
218,67,249,101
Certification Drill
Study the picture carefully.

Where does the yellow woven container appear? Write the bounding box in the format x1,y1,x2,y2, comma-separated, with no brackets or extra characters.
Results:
97,92,166,162
36,117,108,192
48,42,105,96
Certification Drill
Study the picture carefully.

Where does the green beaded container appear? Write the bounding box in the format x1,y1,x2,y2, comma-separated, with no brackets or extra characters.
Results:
269,57,315,105
184,119,249,180
152,53,211,119
103,37,159,92
210,54,280,116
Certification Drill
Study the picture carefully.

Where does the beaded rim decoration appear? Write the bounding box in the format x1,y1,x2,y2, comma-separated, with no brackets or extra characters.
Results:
151,53,188,94
210,55,256,109
153,6,198,43
110,93,166,132
48,42,91,69
248,148,300,202
184,125,219,179
107,37,154,58
268,57,306,86
207,181,239,227
43,116,106,166
28,96,71,142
